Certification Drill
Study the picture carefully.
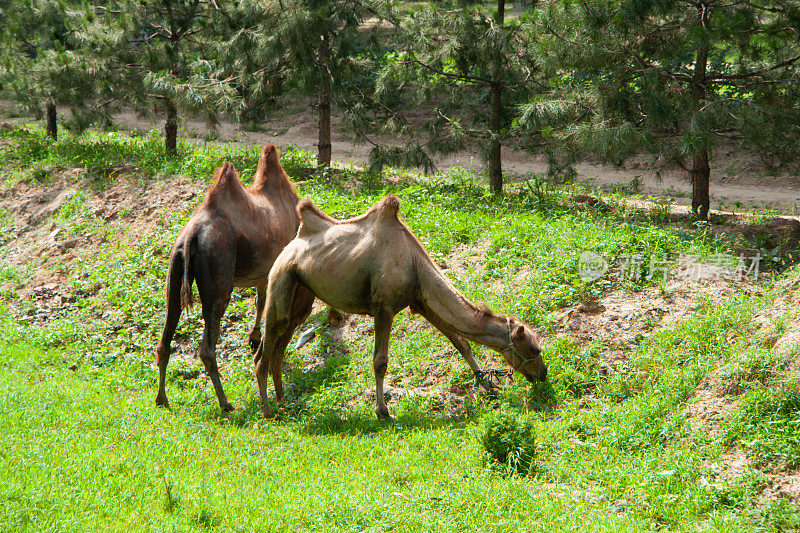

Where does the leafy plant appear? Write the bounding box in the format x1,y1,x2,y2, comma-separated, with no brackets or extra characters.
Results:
480,410,537,475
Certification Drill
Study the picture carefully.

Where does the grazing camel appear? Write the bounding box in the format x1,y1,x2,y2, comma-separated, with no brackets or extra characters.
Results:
255,195,548,419
155,145,303,412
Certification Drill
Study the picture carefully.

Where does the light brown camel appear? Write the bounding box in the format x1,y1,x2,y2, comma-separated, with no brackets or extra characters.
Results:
254,195,548,419
155,145,316,411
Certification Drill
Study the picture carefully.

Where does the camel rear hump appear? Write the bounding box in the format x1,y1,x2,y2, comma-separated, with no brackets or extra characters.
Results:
212,161,240,189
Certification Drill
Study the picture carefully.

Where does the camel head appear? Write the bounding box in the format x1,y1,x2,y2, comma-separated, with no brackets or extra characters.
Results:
502,320,547,383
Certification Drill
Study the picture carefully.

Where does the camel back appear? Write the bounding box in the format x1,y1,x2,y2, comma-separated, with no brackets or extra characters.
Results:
296,194,494,332
297,195,401,236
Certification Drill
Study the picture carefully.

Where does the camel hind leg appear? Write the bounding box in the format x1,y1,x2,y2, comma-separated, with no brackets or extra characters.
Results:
373,308,394,419
255,269,301,418
155,248,184,408
269,284,315,403
195,249,236,412
248,284,266,353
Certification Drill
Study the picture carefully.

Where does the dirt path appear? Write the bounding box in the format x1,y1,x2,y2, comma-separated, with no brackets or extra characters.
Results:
4,101,800,212
119,107,800,214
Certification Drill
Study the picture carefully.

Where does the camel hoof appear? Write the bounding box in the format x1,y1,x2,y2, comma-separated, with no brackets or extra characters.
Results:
221,402,236,413
375,407,391,420
155,395,170,408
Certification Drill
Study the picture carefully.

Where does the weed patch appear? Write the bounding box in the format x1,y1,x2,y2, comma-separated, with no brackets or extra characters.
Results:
727,386,800,470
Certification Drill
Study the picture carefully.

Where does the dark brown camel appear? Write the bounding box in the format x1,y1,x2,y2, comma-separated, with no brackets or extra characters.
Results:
155,145,304,411
254,195,548,419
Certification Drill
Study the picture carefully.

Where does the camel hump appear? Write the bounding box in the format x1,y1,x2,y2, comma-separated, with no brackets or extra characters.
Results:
205,161,244,199
261,143,277,158
210,161,241,189
376,195,400,219
218,161,238,183
297,198,335,235
253,144,281,186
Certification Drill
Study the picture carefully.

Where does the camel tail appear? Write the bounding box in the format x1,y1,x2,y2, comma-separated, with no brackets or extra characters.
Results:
179,233,195,309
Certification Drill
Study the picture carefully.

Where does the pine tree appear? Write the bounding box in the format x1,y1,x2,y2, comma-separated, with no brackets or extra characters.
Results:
90,0,238,152
0,0,96,139
212,1,287,127
523,0,800,219
236,0,380,168
370,0,537,193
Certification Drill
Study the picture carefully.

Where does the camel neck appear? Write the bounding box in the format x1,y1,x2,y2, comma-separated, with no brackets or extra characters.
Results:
417,264,511,351
459,313,510,352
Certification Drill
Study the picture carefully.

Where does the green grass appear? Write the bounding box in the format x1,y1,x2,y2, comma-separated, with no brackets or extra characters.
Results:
1,125,799,531
727,385,800,470
0,125,315,188
2,317,796,532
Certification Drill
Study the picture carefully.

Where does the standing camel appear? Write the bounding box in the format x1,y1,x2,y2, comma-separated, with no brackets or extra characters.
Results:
255,195,548,419
155,145,304,412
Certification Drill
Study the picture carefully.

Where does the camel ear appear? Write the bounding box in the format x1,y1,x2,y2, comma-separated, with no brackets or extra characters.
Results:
512,325,526,341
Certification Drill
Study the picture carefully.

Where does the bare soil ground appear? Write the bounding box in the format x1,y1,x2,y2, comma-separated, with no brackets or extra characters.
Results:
150,107,800,214
3,100,799,213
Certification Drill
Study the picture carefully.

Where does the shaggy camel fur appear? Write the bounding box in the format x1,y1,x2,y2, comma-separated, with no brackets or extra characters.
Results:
155,145,303,411
255,195,548,419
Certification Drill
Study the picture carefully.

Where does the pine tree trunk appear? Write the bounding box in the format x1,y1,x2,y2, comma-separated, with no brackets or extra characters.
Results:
488,0,505,194
690,4,711,219
45,103,57,140
691,150,710,220
165,103,178,154
317,33,332,168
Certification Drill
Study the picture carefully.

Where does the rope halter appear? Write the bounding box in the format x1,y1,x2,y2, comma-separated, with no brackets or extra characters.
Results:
473,317,540,387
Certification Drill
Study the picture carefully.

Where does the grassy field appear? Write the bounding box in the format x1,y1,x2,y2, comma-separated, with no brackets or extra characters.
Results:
1,125,799,531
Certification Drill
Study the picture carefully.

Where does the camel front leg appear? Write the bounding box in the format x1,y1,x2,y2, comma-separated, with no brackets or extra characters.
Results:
413,301,499,393
248,284,267,353
373,310,394,420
